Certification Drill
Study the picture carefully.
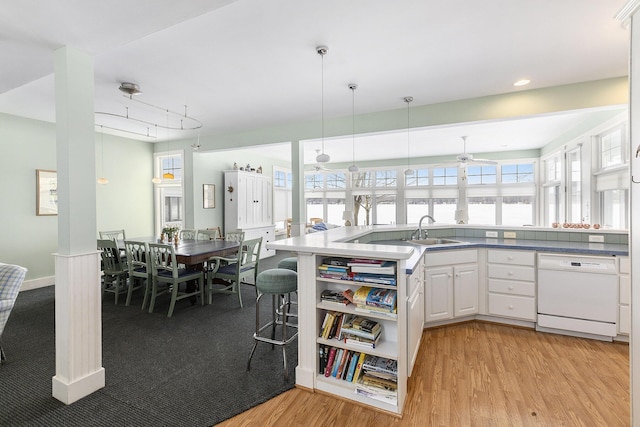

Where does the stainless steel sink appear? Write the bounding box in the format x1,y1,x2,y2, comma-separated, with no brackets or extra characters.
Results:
370,238,462,247
410,238,462,246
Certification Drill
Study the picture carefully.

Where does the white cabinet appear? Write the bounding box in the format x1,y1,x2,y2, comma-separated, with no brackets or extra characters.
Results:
407,256,424,377
487,249,536,321
619,256,630,335
424,249,478,323
224,171,274,258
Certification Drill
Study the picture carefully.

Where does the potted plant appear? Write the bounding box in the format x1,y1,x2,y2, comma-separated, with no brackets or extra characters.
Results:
162,226,179,240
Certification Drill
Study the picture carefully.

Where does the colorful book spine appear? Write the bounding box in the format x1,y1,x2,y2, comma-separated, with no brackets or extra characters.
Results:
324,347,337,377
345,351,360,382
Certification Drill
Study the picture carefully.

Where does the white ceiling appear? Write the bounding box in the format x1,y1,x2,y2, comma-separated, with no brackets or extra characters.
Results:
0,0,630,165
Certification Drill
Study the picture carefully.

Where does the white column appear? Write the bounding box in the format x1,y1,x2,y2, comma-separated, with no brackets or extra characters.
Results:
52,46,104,404
291,140,305,237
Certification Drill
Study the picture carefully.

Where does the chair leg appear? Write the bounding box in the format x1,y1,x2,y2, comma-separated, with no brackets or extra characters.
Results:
141,277,151,310
0,344,5,363
125,277,134,306
199,277,205,306
148,279,158,314
167,281,180,317
237,280,243,308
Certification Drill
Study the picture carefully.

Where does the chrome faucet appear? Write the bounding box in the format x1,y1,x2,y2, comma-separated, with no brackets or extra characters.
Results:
413,214,436,240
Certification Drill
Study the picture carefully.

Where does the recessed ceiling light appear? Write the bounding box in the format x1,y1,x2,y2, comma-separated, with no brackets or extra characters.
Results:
513,79,531,87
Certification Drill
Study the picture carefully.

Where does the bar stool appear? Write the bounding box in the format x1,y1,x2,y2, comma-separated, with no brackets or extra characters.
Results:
247,268,298,380
277,257,297,272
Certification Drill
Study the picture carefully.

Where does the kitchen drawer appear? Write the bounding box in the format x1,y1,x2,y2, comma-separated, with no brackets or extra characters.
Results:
488,278,535,297
488,293,536,321
487,264,535,282
425,249,477,267
487,250,535,266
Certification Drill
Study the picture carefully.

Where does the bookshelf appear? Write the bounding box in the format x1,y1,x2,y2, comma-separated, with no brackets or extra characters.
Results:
312,254,408,415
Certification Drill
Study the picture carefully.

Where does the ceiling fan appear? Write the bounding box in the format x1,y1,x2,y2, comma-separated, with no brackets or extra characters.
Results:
453,136,497,167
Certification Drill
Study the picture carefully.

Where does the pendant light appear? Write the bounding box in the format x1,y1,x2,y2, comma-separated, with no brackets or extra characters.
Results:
315,45,330,163
97,125,109,185
348,83,359,173
162,109,175,180
403,96,414,176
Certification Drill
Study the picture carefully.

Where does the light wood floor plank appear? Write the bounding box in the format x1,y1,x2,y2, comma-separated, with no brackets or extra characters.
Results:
217,323,629,426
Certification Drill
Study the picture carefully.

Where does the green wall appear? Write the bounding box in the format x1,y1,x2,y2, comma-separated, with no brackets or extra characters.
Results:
0,113,154,283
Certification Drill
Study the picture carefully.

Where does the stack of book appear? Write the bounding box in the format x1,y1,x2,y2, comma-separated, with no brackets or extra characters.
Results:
318,260,350,281
319,311,345,340
353,286,397,317
320,289,352,306
348,259,396,285
340,315,382,348
319,345,367,383
355,355,398,404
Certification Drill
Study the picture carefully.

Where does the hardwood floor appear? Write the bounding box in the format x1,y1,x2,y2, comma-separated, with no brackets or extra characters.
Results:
217,322,630,426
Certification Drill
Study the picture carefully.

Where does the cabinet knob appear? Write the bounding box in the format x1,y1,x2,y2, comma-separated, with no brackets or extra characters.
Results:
508,286,514,290
508,305,514,310
508,271,514,276
508,256,514,260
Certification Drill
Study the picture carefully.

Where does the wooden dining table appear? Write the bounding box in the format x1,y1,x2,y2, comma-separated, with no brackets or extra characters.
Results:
126,237,240,266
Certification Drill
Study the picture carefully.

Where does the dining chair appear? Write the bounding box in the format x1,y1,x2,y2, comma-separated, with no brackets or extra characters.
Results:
99,229,127,261
0,263,27,363
196,228,222,241
124,240,150,308
98,239,130,305
207,237,262,308
224,230,245,243
147,243,204,317
179,229,197,240
285,218,292,238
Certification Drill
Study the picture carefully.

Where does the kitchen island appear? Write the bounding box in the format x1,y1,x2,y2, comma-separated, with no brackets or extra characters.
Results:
266,224,629,415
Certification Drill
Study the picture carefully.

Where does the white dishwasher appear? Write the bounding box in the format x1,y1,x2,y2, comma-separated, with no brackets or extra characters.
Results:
536,253,618,340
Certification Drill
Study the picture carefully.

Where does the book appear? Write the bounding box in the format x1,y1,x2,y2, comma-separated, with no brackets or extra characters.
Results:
318,264,349,273
362,373,398,391
352,317,381,334
362,355,398,376
342,351,354,380
331,349,343,377
342,289,355,303
341,320,382,340
321,312,336,338
327,313,342,339
336,348,350,379
320,289,351,306
347,259,385,266
322,257,349,267
353,273,396,286
350,261,396,275
355,305,398,318
324,347,337,377
352,351,367,382
345,351,360,382
365,288,397,310
319,345,327,373
353,286,374,306
344,334,381,349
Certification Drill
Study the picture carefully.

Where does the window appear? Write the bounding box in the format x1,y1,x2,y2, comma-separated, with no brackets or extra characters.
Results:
468,197,496,225
567,148,582,223
161,155,182,181
305,174,323,190
601,189,627,229
164,196,182,222
600,127,624,169
405,168,428,186
502,163,534,183
326,172,346,189
376,170,397,187
502,196,534,226
542,154,561,227
274,170,291,188
467,165,496,184
433,167,457,185
375,194,396,224
432,198,457,224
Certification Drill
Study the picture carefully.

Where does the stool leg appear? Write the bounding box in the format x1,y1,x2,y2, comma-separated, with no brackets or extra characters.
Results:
247,292,263,372
270,294,277,347
282,292,289,381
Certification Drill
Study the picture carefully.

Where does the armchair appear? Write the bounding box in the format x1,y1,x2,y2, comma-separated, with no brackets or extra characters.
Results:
0,263,27,363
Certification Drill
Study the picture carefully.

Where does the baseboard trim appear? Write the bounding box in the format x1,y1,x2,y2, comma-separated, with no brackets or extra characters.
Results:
21,276,55,291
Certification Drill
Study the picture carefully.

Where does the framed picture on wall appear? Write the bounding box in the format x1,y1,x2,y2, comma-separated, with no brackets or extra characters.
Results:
36,169,58,216
203,184,215,209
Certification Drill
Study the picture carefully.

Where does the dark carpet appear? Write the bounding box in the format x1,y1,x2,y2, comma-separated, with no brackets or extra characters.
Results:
0,252,298,426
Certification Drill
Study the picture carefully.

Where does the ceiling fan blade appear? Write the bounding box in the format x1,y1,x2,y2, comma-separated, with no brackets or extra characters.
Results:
469,158,497,165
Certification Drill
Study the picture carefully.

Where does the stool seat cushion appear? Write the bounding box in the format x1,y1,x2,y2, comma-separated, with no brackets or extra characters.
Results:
277,257,298,272
256,268,297,294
